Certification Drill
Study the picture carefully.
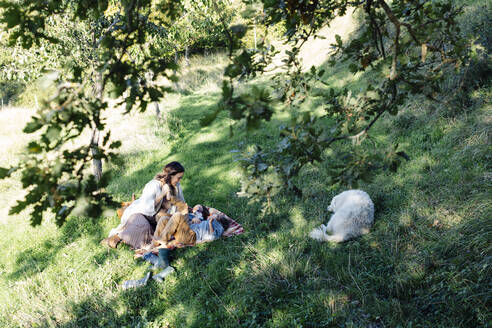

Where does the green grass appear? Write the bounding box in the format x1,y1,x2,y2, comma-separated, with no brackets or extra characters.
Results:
1,5,491,327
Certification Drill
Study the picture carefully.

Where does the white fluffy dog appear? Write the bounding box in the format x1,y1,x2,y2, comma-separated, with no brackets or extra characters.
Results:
309,190,374,243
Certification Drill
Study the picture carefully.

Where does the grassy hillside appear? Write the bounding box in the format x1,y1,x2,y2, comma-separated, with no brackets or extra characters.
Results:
0,2,491,327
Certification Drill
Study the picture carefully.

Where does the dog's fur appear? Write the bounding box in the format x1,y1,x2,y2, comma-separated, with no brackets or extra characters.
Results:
309,189,374,243
116,194,136,219
116,194,189,246
155,196,189,220
153,196,189,244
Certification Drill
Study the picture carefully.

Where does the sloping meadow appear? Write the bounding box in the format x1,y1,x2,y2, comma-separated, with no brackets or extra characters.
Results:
1,3,491,327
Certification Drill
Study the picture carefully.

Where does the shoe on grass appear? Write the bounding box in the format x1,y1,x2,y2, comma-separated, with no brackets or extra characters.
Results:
148,248,171,271
100,235,121,249
121,272,151,290
143,252,159,266
152,266,175,283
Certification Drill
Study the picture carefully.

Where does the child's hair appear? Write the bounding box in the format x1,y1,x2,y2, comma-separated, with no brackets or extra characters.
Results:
193,204,210,219
216,215,230,232
201,206,210,219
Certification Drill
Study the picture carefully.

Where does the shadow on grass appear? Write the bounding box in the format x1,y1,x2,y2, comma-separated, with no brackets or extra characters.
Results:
285,96,491,326
8,216,109,281
41,281,163,327
9,27,491,326
32,50,377,326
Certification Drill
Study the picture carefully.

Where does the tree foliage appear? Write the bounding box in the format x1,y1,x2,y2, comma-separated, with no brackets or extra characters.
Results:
0,0,184,225
0,0,470,225
217,0,469,204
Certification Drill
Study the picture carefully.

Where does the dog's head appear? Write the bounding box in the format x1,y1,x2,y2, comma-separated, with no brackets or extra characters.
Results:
168,196,189,214
327,194,341,212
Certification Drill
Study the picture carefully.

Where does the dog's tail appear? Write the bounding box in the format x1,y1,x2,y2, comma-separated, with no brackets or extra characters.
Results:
309,226,347,243
309,226,329,241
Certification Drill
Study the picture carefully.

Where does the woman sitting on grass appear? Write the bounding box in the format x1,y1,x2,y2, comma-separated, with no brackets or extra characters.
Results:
102,161,186,249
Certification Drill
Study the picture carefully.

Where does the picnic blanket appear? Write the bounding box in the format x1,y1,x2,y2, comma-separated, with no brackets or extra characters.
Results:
134,205,243,256
208,206,244,237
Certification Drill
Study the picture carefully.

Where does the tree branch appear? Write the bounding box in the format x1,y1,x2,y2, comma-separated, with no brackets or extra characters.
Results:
366,1,386,58
377,0,401,79
95,17,121,47
213,1,234,59
323,107,387,147
378,0,448,60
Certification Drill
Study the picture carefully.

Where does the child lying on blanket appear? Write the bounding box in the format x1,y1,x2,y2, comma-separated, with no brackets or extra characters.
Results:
153,207,230,248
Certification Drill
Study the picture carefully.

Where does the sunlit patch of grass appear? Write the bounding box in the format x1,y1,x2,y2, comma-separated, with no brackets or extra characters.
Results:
1,7,491,326
174,51,228,94
0,107,35,165
189,129,224,145
289,205,309,232
0,107,36,225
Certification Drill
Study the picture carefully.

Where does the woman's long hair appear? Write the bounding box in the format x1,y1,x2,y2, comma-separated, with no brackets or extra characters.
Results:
155,161,185,195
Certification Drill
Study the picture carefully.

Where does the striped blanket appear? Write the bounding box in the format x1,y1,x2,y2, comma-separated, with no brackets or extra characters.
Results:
207,206,244,237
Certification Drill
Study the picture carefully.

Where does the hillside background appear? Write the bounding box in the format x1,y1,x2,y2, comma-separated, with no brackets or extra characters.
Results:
0,1,490,327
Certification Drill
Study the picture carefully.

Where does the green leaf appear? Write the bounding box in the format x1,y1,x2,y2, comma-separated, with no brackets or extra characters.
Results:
241,6,256,19
148,87,163,102
335,34,342,47
30,205,43,226
5,7,21,28
0,166,14,179
9,199,28,215
230,24,248,39
46,126,61,142
23,118,43,133
222,81,233,99
200,106,222,126
225,64,241,78
102,131,111,147
27,141,42,154
109,141,122,149
348,63,359,73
